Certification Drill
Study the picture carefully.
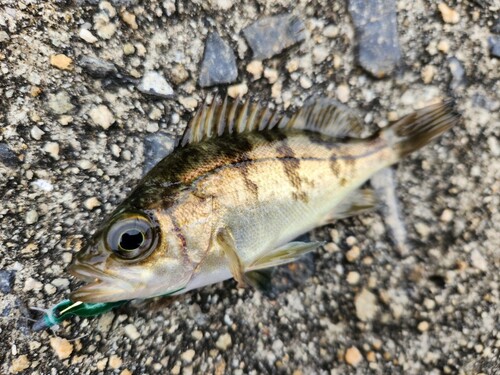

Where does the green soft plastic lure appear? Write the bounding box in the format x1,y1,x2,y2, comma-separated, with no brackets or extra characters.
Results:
32,300,127,331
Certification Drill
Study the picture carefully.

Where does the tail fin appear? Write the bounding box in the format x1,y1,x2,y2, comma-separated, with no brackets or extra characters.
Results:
381,100,460,158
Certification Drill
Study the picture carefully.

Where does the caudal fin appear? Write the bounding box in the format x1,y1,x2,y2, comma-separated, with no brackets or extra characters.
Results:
381,100,460,158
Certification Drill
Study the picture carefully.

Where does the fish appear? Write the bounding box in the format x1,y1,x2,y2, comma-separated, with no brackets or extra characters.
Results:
68,97,459,303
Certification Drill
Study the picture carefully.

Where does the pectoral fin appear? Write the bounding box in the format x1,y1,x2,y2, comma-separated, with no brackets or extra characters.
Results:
248,241,323,271
216,227,246,287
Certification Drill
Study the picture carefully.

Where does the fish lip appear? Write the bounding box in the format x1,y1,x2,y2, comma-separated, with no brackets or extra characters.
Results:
69,281,131,303
68,264,137,303
68,262,119,283
68,262,135,296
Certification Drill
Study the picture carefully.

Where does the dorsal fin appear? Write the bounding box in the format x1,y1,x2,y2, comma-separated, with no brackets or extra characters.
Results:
177,96,363,147
285,98,363,137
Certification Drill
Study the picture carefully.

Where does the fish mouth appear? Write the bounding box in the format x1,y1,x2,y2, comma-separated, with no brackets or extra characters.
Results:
68,263,136,303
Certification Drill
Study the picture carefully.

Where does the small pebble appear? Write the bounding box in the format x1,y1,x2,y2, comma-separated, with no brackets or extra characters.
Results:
470,249,488,272
109,355,123,369
421,65,436,84
123,43,135,55
181,349,196,363
100,1,116,17
120,370,132,375
191,330,203,340
44,283,56,295
323,25,339,38
30,86,42,97
437,40,450,53
43,142,60,160
246,60,263,80
94,13,117,39
146,122,159,133
438,3,460,24
31,126,45,140
227,83,248,98
96,358,108,371
138,71,174,98
124,324,140,340
50,54,73,71
0,270,15,293
79,28,98,43
208,0,234,10
48,91,75,114
336,84,350,103
79,56,118,78
299,76,312,89
312,45,329,64
346,271,360,285
89,105,115,130
366,351,376,362
346,246,361,262
121,10,138,29
488,36,500,58
440,209,453,222
286,59,299,73
170,64,189,84
0,30,9,42
215,333,232,350
10,355,30,374
84,197,101,210
50,337,73,360
355,288,378,322
178,96,198,110
263,68,278,84
345,346,363,367
418,321,430,332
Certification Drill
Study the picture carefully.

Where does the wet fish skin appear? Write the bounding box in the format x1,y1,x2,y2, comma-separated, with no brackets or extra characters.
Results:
69,98,459,303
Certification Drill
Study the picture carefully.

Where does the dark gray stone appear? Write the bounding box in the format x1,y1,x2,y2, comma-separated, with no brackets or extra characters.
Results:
198,32,238,88
78,56,118,78
488,36,500,58
242,14,306,60
448,57,466,89
492,20,500,34
348,0,401,78
0,270,15,294
0,143,18,167
143,132,175,176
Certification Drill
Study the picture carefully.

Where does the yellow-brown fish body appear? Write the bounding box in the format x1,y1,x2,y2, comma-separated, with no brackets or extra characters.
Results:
69,98,458,303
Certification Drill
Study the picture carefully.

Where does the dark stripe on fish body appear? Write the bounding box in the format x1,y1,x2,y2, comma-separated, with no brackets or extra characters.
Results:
238,156,260,200
275,141,308,203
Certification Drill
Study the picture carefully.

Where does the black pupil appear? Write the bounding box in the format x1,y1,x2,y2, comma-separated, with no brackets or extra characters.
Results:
119,230,144,251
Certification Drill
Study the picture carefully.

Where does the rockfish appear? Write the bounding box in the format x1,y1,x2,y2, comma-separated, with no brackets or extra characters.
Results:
69,97,458,303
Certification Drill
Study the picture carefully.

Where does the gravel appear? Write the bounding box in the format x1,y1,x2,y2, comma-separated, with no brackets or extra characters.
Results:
198,32,238,87
348,0,401,78
1,0,499,374
243,14,307,60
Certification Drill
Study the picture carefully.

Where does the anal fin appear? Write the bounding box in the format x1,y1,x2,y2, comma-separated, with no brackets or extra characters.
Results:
319,188,377,225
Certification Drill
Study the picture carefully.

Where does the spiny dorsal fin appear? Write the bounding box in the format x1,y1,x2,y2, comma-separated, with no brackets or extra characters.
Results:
177,96,363,147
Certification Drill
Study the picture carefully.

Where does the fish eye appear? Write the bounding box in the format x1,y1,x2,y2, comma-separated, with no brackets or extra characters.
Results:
106,214,157,260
